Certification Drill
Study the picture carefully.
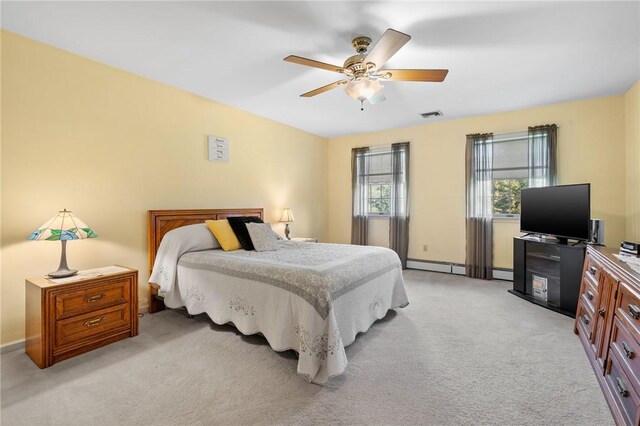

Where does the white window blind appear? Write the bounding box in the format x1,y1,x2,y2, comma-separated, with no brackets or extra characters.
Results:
365,149,392,215
490,132,529,216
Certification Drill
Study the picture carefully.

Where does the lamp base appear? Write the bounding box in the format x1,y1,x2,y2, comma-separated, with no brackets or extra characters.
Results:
47,268,78,279
48,239,77,278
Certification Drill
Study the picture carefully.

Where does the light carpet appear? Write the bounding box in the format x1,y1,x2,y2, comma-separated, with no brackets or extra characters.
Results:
1,270,613,425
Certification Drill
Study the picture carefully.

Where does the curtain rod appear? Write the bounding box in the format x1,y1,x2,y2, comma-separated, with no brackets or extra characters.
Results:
491,125,560,138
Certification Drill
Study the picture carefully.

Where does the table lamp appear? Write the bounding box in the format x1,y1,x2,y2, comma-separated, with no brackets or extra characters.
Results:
279,208,295,240
28,209,98,278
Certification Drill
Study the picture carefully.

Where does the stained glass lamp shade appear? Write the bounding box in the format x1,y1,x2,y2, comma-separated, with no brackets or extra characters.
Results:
28,209,98,278
279,208,295,240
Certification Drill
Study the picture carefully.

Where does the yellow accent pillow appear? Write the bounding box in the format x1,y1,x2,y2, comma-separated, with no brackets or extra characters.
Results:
205,220,241,251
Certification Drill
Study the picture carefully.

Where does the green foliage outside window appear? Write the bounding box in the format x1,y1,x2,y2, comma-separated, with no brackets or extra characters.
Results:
369,183,391,214
493,179,528,215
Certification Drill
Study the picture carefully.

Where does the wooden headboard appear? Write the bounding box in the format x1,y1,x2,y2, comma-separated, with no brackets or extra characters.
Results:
147,208,264,275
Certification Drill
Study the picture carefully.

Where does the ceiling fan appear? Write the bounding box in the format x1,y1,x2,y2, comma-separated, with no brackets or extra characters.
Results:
284,28,448,110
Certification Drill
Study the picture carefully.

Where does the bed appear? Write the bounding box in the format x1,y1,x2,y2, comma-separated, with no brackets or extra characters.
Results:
147,208,409,384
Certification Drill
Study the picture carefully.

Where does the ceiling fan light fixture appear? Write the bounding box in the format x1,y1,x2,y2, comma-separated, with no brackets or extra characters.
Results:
344,78,383,101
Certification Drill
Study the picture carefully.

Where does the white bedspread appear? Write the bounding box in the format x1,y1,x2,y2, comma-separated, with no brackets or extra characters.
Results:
151,240,408,383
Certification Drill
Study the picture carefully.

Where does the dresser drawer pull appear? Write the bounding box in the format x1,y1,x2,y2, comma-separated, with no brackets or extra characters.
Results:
589,266,597,276
598,308,606,317
586,291,594,301
581,315,590,325
629,304,640,320
623,342,635,359
83,317,105,328
616,377,630,397
84,294,105,303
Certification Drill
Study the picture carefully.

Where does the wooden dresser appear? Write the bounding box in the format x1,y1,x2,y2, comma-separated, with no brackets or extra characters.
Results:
25,266,138,368
575,246,640,425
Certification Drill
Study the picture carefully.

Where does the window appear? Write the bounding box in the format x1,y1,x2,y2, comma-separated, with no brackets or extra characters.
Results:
365,150,393,215
361,149,408,216
352,143,410,252
490,133,529,217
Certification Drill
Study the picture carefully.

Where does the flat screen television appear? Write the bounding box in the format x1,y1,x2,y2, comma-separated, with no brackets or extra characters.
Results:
520,183,590,242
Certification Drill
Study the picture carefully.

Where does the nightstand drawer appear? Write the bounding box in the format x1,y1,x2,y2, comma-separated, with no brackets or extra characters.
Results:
55,278,131,319
55,304,130,348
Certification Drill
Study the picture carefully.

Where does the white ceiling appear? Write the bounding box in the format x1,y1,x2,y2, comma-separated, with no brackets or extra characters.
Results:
2,1,639,138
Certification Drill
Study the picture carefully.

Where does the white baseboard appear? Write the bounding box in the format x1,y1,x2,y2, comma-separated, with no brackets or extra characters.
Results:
1,339,25,354
407,259,513,282
406,260,452,273
493,269,514,281
452,265,466,275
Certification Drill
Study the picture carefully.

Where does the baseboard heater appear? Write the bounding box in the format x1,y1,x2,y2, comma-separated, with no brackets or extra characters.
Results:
406,259,513,281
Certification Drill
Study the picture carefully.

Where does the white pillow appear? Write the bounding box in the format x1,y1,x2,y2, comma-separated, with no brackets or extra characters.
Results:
149,223,220,308
246,223,281,252
158,223,220,254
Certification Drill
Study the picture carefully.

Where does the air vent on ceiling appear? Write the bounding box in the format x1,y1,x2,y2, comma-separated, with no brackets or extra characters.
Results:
420,110,443,119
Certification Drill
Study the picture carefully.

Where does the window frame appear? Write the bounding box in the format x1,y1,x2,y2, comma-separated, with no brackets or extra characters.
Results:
361,150,395,217
486,133,530,218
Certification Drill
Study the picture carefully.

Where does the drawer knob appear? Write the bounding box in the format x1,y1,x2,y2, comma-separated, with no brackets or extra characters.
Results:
616,377,630,398
598,308,606,317
589,266,597,276
586,291,594,301
623,342,635,359
83,317,105,328
629,304,640,320
581,315,590,325
84,294,105,303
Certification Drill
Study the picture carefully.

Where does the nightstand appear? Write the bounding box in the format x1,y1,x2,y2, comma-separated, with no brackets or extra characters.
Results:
25,266,138,368
292,237,318,243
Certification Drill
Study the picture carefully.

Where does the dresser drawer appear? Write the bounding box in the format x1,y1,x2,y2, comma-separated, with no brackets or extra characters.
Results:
611,316,640,394
55,304,130,349
584,253,602,283
55,278,131,320
616,282,640,340
581,276,599,313
605,354,640,426
577,298,595,344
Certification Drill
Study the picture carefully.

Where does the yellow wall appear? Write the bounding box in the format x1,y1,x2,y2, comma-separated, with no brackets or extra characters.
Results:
0,31,328,345
625,82,640,242
1,30,636,346
328,95,628,269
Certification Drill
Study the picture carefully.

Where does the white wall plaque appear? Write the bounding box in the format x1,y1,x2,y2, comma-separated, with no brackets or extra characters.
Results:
208,135,229,162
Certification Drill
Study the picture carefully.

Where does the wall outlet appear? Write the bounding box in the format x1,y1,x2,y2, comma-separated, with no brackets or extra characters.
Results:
422,244,428,252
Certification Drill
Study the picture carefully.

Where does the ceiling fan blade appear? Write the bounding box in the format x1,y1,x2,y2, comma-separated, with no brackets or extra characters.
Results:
300,80,347,97
284,55,344,73
363,29,411,70
383,69,449,82
368,92,386,105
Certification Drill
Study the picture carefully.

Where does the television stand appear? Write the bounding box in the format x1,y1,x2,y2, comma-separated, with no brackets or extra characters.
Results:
509,237,586,317
554,236,568,245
